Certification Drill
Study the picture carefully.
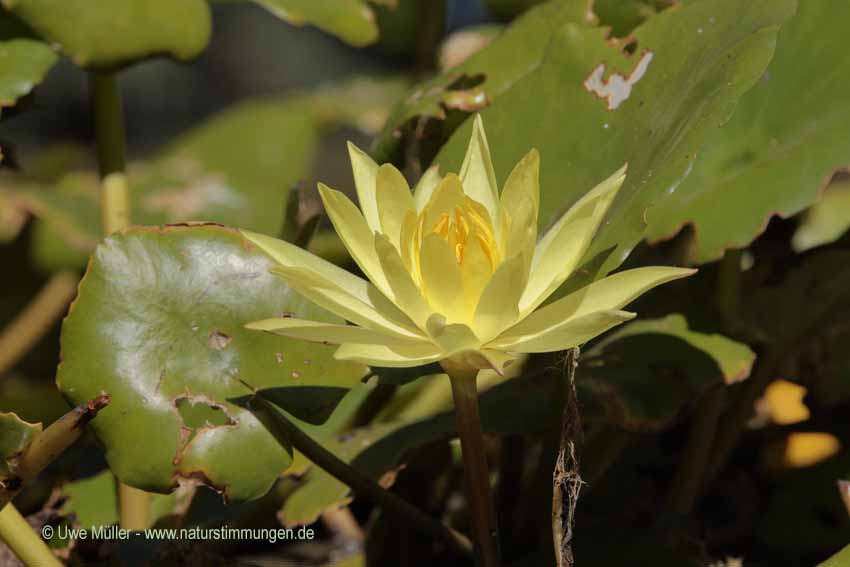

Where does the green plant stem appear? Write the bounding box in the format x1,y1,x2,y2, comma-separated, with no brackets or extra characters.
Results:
0,503,62,567
117,483,151,531
0,271,78,378
90,71,127,177
247,395,472,557
447,369,500,567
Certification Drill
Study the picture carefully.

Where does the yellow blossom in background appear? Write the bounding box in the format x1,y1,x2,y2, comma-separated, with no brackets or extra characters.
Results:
242,116,694,373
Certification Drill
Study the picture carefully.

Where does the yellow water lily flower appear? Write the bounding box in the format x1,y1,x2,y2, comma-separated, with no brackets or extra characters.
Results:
242,116,694,374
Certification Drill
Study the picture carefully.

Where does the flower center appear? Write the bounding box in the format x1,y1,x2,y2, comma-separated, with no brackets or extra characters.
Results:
428,197,500,270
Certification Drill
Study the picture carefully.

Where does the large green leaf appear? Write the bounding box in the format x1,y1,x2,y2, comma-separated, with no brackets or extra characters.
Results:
433,0,792,281
1,0,211,68
57,225,366,501
0,38,56,111
580,314,755,432
237,0,378,47
19,97,320,270
645,0,850,262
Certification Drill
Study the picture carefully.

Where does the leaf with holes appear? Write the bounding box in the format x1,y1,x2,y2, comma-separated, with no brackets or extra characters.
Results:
57,224,367,501
433,0,793,285
0,38,57,113
645,0,850,263
2,0,211,68
580,315,754,432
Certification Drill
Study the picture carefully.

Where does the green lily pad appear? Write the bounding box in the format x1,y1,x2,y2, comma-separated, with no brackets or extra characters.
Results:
792,179,850,253
19,97,320,270
581,314,754,432
241,0,378,47
434,0,793,281
1,0,212,68
645,0,850,263
0,38,56,111
57,224,366,501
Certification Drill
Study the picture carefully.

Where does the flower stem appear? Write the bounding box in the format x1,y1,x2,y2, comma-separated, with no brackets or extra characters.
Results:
448,369,500,567
247,395,472,557
0,503,62,567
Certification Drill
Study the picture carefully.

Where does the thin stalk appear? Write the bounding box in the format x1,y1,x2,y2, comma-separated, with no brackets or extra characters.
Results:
0,271,78,377
0,503,62,567
447,368,500,567
247,395,472,557
117,483,151,531
90,71,126,177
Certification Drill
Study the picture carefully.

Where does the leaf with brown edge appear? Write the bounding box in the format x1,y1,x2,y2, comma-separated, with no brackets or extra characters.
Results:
57,224,367,502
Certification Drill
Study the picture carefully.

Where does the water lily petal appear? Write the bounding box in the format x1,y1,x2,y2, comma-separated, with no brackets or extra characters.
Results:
413,164,442,212
334,342,443,368
473,252,528,342
347,142,381,232
500,149,539,267
374,233,431,327
501,266,695,342
459,115,500,226
270,265,421,340
419,233,465,319
422,174,465,231
246,318,420,346
318,183,392,297
426,314,480,355
519,165,627,316
492,310,635,353
376,164,414,249
398,209,418,274
245,228,420,337
459,235,493,311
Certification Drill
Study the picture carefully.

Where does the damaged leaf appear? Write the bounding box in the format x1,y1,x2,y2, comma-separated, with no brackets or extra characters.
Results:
435,0,793,283
646,0,850,263
57,225,366,501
